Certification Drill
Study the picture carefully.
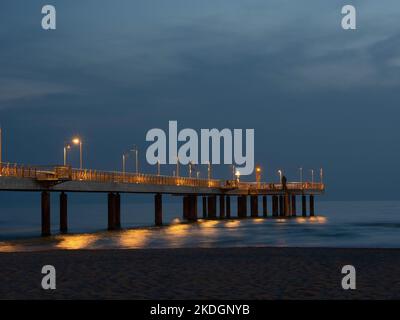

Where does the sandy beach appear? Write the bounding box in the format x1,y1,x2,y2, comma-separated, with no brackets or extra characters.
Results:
1,247,399,299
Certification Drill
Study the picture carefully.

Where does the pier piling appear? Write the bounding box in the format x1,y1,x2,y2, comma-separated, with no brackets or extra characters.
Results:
302,195,307,217
41,191,51,237
219,195,225,219
310,195,315,216
250,195,258,217
279,195,284,217
272,195,278,217
262,195,267,217
202,196,207,218
115,193,121,229
226,195,231,218
291,195,296,217
60,192,68,233
183,195,189,220
188,195,197,221
108,192,116,230
155,193,162,226
207,195,217,218
238,195,247,218
284,194,290,216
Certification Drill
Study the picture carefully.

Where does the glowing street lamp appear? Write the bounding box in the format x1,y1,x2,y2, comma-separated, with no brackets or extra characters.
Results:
208,162,211,180
72,137,83,169
256,166,261,182
63,144,71,166
235,170,241,183
278,169,282,183
122,153,129,175
189,161,193,178
320,168,323,184
299,167,303,184
310,169,314,184
131,145,139,174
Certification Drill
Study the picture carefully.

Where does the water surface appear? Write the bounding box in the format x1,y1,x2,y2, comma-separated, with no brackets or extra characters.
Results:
1,201,399,251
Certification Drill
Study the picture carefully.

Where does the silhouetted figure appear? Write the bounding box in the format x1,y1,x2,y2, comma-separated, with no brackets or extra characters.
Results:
282,175,287,191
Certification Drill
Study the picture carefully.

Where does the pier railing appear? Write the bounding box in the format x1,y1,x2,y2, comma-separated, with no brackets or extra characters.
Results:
0,163,324,192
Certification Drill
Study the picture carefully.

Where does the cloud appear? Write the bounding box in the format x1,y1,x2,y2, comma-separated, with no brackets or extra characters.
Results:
0,78,72,105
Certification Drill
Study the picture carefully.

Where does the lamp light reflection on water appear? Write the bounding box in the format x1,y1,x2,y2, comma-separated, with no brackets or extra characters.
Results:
0,243,22,252
225,220,240,228
55,234,99,250
199,220,219,227
118,229,150,248
310,216,327,224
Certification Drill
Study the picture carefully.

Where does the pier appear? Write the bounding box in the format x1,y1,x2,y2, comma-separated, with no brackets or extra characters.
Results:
0,163,324,236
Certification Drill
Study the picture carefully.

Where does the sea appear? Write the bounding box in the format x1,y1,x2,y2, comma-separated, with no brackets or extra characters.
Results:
1,196,400,251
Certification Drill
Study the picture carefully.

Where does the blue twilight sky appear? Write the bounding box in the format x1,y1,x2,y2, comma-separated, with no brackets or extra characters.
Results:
0,0,400,200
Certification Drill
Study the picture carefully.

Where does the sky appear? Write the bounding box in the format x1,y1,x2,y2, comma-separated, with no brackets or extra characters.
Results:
1,0,400,200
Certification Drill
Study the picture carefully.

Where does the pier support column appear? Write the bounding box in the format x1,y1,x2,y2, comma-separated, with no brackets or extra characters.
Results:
219,195,225,219
237,196,242,217
238,195,247,218
188,195,197,221
115,193,121,229
183,195,189,220
242,196,247,217
202,196,207,218
279,195,284,217
284,194,290,217
60,192,68,233
291,195,296,217
41,191,51,237
207,195,217,219
108,192,116,230
226,196,231,218
155,193,162,226
262,195,267,217
310,195,315,217
250,195,258,217
302,195,307,217
272,195,278,217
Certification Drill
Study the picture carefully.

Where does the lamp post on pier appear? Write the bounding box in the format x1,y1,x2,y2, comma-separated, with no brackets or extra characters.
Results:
72,137,83,169
278,169,283,184
131,145,139,174
63,144,71,166
189,161,193,178
122,153,128,175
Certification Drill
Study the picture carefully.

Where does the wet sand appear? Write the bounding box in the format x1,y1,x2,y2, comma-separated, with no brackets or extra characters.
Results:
1,247,399,299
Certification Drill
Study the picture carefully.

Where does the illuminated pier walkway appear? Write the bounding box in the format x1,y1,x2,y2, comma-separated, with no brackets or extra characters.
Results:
0,163,324,236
